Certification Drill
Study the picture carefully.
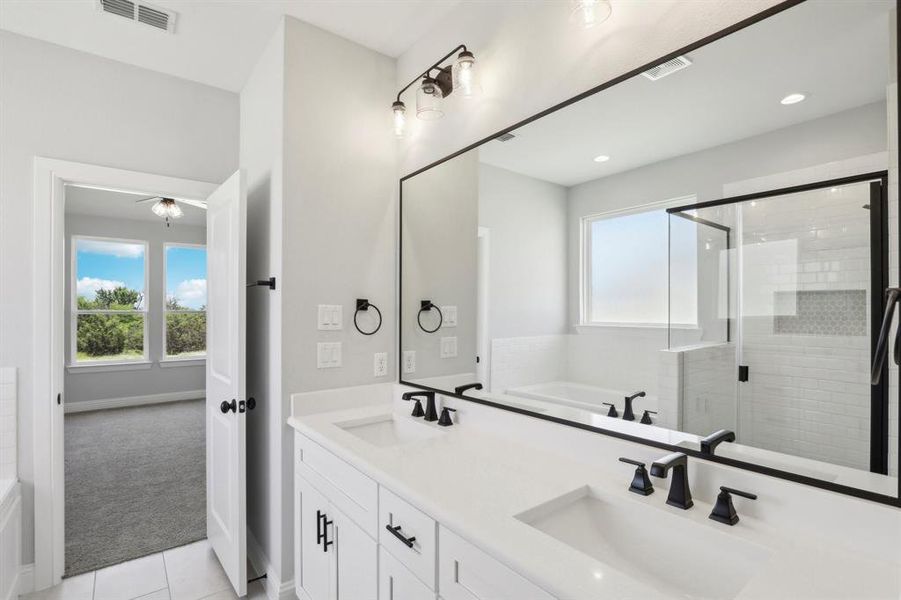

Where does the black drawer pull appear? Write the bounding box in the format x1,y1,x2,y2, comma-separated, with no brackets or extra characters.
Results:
385,524,416,548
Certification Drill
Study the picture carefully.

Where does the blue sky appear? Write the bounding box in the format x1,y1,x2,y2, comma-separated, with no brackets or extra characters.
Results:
76,240,207,310
166,246,207,309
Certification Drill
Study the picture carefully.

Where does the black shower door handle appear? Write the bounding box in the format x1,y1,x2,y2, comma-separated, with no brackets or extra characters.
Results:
871,287,901,385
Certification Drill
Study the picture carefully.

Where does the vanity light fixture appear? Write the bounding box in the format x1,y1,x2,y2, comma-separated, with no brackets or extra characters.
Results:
780,92,806,105
391,44,481,137
593,154,610,163
572,0,612,29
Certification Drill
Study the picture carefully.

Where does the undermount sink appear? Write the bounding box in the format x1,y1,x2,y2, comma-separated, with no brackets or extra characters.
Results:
516,486,772,599
336,414,444,448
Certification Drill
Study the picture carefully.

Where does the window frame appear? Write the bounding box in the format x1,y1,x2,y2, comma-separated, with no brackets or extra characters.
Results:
579,196,698,328
162,242,208,362
70,235,150,366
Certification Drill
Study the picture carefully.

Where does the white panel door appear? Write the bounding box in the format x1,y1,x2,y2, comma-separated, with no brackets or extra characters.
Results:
205,170,247,597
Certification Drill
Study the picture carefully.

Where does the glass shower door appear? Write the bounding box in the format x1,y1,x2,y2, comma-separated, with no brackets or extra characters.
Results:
737,179,887,473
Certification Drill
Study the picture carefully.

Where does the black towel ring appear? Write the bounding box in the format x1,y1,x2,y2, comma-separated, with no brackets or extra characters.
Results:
354,298,382,336
417,300,443,334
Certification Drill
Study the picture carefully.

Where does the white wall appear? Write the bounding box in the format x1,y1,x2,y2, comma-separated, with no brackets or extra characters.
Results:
63,214,206,404
240,20,287,584
239,16,397,587
402,151,479,380
0,30,238,564
478,164,568,339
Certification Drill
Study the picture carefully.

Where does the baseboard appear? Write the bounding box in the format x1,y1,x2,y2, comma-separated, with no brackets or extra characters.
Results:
18,563,34,596
64,390,205,413
247,529,295,600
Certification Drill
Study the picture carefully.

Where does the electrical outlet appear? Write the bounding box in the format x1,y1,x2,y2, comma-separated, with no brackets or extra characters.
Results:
317,304,343,330
403,350,416,374
440,336,458,359
442,305,458,327
373,352,388,377
316,342,342,368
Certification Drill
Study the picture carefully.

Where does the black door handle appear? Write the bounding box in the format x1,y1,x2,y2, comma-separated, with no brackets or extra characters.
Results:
247,397,256,410
385,524,416,548
871,288,901,384
220,399,236,414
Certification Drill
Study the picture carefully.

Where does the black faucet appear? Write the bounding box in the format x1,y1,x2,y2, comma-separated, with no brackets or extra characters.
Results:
622,391,645,421
700,429,735,456
401,391,435,419
454,382,483,396
650,452,693,509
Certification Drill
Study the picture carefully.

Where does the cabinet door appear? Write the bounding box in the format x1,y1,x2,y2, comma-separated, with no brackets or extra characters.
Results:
333,507,377,600
295,474,333,600
380,547,435,600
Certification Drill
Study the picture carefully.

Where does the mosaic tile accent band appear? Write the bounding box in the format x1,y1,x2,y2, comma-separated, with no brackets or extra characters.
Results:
773,289,867,336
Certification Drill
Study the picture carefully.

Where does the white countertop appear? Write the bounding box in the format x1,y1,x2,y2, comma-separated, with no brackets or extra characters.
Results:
288,403,901,600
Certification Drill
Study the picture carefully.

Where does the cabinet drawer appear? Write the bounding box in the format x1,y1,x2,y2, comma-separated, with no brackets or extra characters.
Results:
295,431,378,537
379,487,437,590
438,527,555,600
379,547,435,600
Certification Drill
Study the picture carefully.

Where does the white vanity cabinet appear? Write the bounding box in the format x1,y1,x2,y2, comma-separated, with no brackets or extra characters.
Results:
293,430,554,600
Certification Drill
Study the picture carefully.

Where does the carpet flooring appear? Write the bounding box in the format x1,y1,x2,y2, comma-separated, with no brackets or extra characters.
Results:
64,399,206,577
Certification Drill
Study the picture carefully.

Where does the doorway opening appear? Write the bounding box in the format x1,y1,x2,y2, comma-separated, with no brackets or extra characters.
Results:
63,185,209,576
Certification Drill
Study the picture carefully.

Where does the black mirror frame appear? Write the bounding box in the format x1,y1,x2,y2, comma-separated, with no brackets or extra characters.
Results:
398,0,901,508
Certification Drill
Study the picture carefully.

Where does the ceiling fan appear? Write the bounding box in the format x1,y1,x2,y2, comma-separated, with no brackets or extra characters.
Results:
135,196,206,227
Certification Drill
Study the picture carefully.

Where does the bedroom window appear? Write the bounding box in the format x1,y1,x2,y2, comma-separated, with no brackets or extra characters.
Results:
72,236,148,363
164,244,207,359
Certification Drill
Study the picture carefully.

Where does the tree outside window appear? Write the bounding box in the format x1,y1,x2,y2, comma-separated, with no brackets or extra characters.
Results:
73,237,147,363
165,244,207,358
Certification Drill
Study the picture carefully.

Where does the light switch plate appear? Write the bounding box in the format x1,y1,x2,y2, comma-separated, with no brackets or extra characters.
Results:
440,336,458,359
373,352,388,377
403,350,416,374
317,342,342,368
317,304,343,330
442,305,458,327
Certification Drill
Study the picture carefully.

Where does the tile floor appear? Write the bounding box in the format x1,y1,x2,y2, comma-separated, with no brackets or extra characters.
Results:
22,539,267,600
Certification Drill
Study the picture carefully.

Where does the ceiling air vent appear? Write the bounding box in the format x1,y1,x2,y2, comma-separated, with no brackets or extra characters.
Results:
496,133,517,142
641,55,692,81
97,0,176,33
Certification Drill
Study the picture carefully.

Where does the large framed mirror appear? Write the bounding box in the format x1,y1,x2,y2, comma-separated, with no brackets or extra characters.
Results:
400,0,900,505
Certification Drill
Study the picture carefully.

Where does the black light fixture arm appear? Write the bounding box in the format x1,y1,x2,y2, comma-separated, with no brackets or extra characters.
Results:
395,44,468,102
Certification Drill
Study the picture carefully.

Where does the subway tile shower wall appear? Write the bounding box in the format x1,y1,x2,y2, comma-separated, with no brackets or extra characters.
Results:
0,368,16,481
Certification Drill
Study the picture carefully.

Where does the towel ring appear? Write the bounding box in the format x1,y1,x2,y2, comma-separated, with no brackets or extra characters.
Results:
354,298,382,336
417,300,443,334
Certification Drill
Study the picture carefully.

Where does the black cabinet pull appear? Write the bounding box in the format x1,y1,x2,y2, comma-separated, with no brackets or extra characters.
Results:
319,511,333,552
385,524,416,548
220,399,236,414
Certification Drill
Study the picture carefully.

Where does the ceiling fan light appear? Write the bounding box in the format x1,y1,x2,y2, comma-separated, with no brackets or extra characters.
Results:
167,202,183,219
151,200,169,218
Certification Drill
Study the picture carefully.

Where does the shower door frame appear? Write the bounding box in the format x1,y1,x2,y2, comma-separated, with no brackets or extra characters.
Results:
667,170,891,474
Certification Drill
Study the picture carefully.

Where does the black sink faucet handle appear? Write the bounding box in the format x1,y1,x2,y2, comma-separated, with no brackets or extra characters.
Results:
438,406,457,427
709,486,757,526
618,457,654,496
640,410,658,425
401,390,433,418
602,402,618,418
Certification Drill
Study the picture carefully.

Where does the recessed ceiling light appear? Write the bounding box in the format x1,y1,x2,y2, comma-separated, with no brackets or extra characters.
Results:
780,93,806,105
593,155,610,163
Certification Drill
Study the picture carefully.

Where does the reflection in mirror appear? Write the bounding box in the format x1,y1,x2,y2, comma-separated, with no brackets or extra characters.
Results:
401,0,899,499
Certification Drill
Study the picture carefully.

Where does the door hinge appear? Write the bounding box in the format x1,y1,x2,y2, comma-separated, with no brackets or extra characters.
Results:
738,365,749,382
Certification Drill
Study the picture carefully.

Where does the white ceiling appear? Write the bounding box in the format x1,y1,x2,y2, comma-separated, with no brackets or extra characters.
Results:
66,185,207,226
0,0,460,92
478,0,893,187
